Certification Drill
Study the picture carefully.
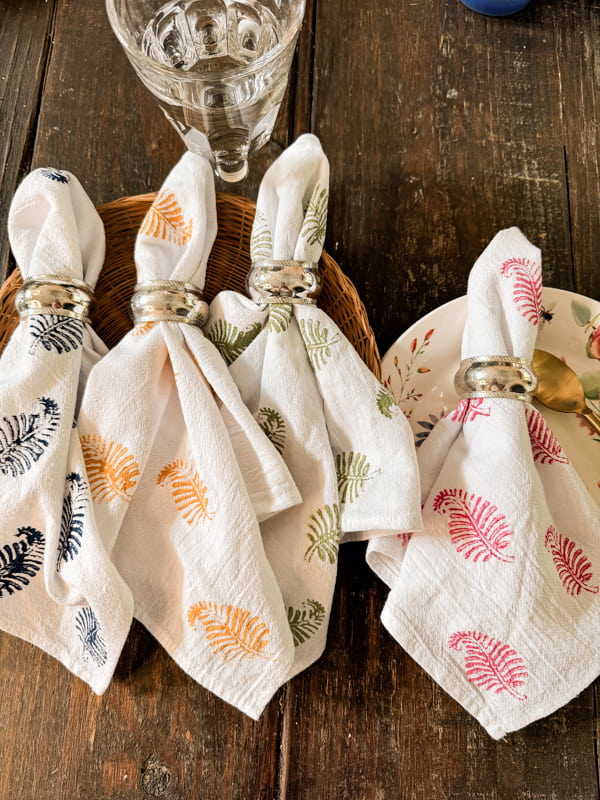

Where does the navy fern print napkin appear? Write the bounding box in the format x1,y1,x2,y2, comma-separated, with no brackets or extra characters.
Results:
0,168,133,692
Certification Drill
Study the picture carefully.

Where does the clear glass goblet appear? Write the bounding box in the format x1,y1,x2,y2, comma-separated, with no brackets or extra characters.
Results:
106,0,306,181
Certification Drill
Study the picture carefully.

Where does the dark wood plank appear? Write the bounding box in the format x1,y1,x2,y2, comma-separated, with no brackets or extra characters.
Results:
0,0,56,283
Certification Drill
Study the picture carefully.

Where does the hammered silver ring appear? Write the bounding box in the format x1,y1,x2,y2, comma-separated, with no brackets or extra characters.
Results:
15,274,94,321
247,260,322,305
453,355,538,401
130,280,209,326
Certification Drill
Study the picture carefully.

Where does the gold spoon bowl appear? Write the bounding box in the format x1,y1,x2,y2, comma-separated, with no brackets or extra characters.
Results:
532,349,600,436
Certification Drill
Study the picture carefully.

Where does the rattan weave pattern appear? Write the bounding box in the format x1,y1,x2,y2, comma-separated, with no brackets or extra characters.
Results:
0,192,381,378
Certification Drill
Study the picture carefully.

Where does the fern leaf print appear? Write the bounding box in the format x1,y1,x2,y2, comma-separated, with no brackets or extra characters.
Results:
299,318,340,371
0,526,45,597
304,504,341,564
525,408,569,464
131,321,157,336
250,209,273,260
256,408,286,454
449,398,491,424
139,191,192,245
28,315,84,355
187,601,272,662
0,397,60,477
75,607,108,667
268,303,292,333
335,451,379,504
156,459,215,524
544,526,599,596
433,488,515,563
287,599,326,647
449,631,528,700
41,168,69,183
500,256,543,325
300,185,328,247
56,472,88,570
205,319,263,365
376,386,399,419
80,434,140,504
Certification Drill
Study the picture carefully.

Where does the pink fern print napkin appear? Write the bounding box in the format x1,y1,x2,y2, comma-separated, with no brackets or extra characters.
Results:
206,135,422,682
367,228,600,739
76,153,300,717
0,168,133,693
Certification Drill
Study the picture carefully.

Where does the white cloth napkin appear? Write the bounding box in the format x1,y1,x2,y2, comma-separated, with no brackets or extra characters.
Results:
207,135,422,680
0,167,133,692
368,228,600,739
76,152,300,718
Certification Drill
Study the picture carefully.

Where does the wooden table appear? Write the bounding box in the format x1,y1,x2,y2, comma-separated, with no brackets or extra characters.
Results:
1,1,599,797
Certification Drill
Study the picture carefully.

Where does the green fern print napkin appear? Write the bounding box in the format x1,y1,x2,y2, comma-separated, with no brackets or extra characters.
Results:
206,135,422,682
0,168,134,693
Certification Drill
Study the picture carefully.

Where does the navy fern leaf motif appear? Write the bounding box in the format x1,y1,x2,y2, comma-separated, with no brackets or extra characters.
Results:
0,526,45,597
41,168,69,183
75,607,108,667
28,315,84,355
56,473,88,570
0,397,60,477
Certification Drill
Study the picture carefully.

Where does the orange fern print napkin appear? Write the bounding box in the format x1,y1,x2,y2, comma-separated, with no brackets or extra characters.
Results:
76,153,299,717
0,168,133,692
206,135,422,682
367,228,600,739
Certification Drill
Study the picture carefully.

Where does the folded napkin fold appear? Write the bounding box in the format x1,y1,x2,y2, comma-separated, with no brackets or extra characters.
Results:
76,153,300,717
207,134,422,680
367,228,600,739
0,168,133,692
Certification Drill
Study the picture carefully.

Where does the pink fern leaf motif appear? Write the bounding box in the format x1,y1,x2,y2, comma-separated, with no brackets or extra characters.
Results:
525,408,569,465
544,526,599,596
449,631,528,700
449,398,492,424
396,532,412,546
433,488,515,563
500,257,543,325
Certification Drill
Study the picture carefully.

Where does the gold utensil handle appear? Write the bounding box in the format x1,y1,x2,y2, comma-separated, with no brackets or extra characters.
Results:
580,408,600,436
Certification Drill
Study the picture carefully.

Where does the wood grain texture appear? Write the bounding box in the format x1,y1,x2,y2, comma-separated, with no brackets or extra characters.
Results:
0,0,56,282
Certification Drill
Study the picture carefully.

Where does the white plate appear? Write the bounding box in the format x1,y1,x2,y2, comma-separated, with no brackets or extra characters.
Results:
381,287,600,504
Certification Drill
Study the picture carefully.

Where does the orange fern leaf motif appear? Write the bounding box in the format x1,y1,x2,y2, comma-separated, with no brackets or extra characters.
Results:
139,191,193,245
525,408,569,465
156,459,215,524
433,488,515,563
544,526,599,596
131,321,157,336
80,434,140,503
500,256,542,325
186,601,272,662
449,631,528,700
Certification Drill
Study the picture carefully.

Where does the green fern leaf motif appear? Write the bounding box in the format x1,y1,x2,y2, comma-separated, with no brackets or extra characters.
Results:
287,599,326,647
299,318,340,371
304,504,341,564
300,185,328,247
335,451,379,504
250,209,273,260
376,386,400,419
205,320,263,365
268,304,292,333
256,407,286,454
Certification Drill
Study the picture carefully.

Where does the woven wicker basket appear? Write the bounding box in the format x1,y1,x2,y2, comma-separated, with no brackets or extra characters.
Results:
0,192,381,378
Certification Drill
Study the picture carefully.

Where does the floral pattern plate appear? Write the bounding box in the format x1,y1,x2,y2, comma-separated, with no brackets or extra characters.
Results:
382,287,600,504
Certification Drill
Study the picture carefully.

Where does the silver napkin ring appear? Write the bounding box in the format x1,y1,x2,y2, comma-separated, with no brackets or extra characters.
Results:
15,274,94,321
247,260,322,305
454,356,538,401
130,280,209,326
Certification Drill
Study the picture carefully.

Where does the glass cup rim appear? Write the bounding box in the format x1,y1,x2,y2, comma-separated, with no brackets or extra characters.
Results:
105,0,306,80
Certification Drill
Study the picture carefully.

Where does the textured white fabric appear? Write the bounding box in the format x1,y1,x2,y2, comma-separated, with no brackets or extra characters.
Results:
207,135,422,680
77,153,300,717
367,228,600,739
0,168,133,693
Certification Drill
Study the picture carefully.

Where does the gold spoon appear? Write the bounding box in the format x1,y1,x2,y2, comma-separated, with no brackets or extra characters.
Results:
532,349,600,435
